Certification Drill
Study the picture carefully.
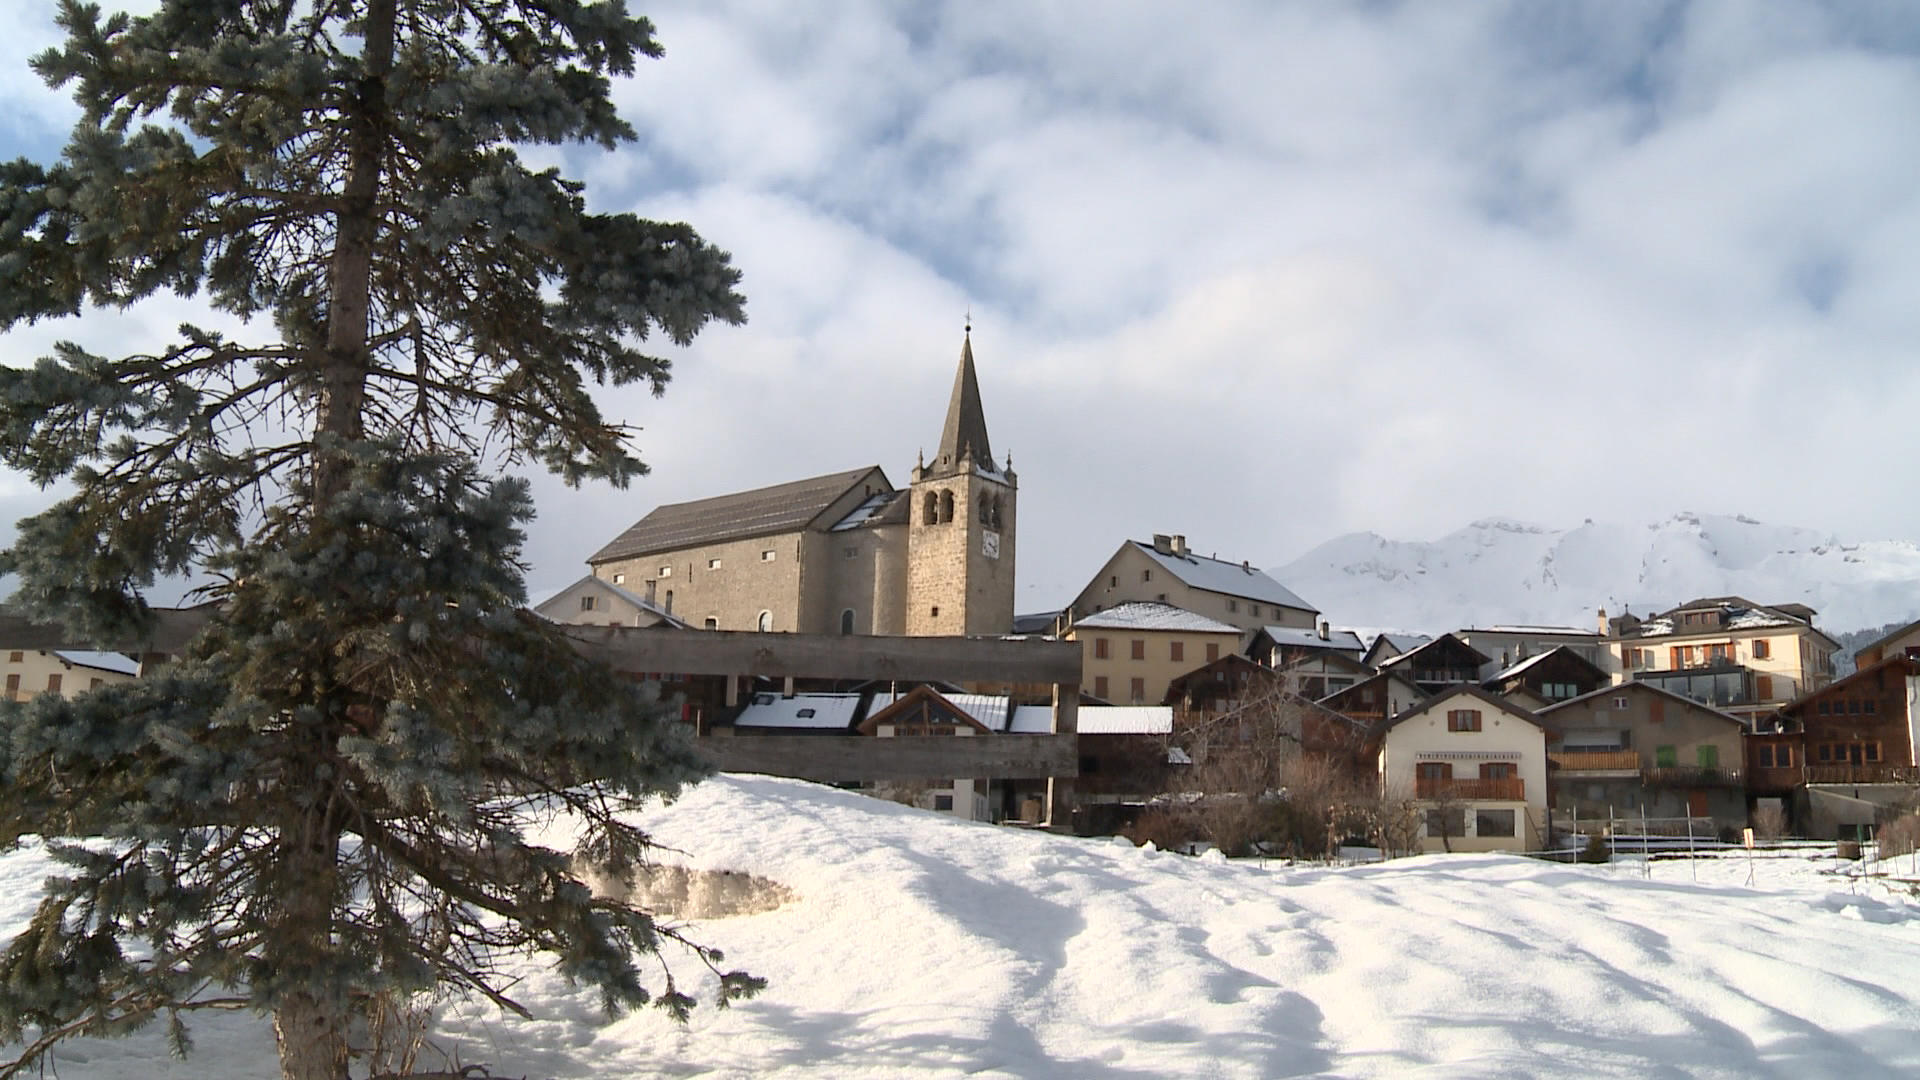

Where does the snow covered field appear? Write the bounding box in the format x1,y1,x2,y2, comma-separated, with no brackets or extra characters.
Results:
4,774,1917,1078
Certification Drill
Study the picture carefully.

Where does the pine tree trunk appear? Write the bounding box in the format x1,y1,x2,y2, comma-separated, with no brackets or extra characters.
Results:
274,989,350,1080
315,0,396,501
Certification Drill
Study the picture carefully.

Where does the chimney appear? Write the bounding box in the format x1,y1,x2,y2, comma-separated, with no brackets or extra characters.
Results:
1171,534,1188,557
1152,534,1174,555
1596,607,1607,636
1318,620,1330,641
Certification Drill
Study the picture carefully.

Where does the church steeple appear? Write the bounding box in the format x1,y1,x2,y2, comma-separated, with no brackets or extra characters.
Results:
933,329,993,472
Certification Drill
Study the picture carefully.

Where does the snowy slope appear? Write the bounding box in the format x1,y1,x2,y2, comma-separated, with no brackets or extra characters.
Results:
7,774,1919,1079
1277,512,1920,636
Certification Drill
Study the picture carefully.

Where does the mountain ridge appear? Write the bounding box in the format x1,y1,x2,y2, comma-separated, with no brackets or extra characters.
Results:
1274,512,1920,637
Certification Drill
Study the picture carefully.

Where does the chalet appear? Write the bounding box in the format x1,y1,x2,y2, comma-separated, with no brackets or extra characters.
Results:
1456,622,1611,681
1067,602,1244,705
1318,670,1425,734
1377,633,1492,696
1538,682,1746,833
1481,646,1610,710
1378,685,1553,853
1852,617,1920,668
1362,633,1430,670
1764,656,1920,838
2,648,141,701
1608,597,1839,724
1068,534,1318,641
1248,623,1367,668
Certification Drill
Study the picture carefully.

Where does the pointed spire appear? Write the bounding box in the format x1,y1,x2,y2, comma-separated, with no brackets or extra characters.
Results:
935,327,993,471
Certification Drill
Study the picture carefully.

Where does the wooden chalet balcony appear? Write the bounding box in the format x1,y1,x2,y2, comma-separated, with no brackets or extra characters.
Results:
1644,766,1743,789
1549,750,1640,773
1416,776,1524,801
1804,764,1920,785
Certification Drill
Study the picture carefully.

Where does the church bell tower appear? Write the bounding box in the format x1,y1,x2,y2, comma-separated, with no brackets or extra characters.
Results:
905,329,1017,637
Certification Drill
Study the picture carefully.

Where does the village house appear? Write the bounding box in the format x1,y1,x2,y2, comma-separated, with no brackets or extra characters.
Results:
1762,656,1920,839
1377,685,1553,853
1851,617,1920,668
1361,633,1430,670
1538,681,1747,834
535,574,687,629
1481,645,1610,711
581,333,1017,638
1067,534,1318,643
1607,597,1838,724
3,648,140,701
1376,633,1492,696
1066,601,1244,705
1456,622,1612,681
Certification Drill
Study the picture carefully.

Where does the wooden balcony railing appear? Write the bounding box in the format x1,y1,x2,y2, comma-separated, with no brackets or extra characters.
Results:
1644,766,1743,788
1416,776,1524,801
1549,750,1640,773
1803,764,1920,785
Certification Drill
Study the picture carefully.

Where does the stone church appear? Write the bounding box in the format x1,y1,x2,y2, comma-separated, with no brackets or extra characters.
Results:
577,333,1017,637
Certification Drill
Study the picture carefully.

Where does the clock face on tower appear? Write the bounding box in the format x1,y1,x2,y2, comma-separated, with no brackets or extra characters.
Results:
982,530,1000,559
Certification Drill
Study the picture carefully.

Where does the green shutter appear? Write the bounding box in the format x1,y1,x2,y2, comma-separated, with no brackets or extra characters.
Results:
1655,745,1678,768
1696,745,1719,769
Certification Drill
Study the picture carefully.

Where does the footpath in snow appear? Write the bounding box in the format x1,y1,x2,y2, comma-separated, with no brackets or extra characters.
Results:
3,773,1917,1079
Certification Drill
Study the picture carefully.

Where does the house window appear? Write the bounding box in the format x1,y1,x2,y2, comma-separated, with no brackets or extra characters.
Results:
1170,641,1184,663
1094,676,1109,700
840,609,856,635
1095,638,1111,660
844,546,858,559
662,590,673,614
1426,808,1465,837
1655,745,1677,768
702,617,718,630
1848,699,1861,715
1756,675,1774,699
1206,643,1220,662
1865,699,1877,714
1129,677,1145,703
611,574,625,585
1818,700,1830,715
1446,709,1482,732
1865,742,1882,762
46,674,61,694
1697,745,1719,770
1612,697,1629,710
1817,743,1833,763
90,678,102,689
757,611,772,632
707,558,722,570
1226,599,1238,613
933,794,954,812
1142,569,1151,582
761,549,776,561
1130,639,1145,661
1752,638,1770,659
1416,762,1452,779
930,605,940,618
1249,605,1261,619
795,708,816,718
1475,810,1516,837
579,595,596,612
658,565,671,577
1479,762,1515,779
4,674,17,699
1110,575,1118,587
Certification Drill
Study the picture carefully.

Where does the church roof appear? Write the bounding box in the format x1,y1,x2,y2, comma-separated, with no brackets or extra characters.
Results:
930,333,994,472
589,466,888,564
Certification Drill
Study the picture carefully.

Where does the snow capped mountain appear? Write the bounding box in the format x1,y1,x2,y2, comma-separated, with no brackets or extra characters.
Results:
1276,512,1920,636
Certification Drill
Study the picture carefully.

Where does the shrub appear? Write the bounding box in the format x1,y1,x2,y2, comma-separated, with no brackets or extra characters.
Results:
1576,833,1611,864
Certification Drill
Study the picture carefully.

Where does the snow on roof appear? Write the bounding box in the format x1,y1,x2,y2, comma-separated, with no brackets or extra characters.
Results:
1469,625,1601,637
1260,625,1366,652
874,690,1013,731
1073,601,1242,634
53,650,139,676
1129,541,1316,613
1488,650,1559,682
734,693,863,730
829,490,906,531
1008,704,1171,735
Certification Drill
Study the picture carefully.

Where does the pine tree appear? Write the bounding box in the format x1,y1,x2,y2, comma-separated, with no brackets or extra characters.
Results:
0,3,756,1077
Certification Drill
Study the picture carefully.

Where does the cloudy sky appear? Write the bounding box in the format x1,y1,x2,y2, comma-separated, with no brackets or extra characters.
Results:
2,1,1918,610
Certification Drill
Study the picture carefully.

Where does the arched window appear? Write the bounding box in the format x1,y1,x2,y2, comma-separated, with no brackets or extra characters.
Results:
703,617,718,631
940,489,954,522
923,490,938,525
757,610,773,633
840,609,856,635
978,493,990,524
663,590,673,614
991,495,1004,529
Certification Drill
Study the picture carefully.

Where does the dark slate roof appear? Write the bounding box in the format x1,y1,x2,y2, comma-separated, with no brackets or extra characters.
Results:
932,333,993,472
589,466,887,563
1129,542,1316,613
